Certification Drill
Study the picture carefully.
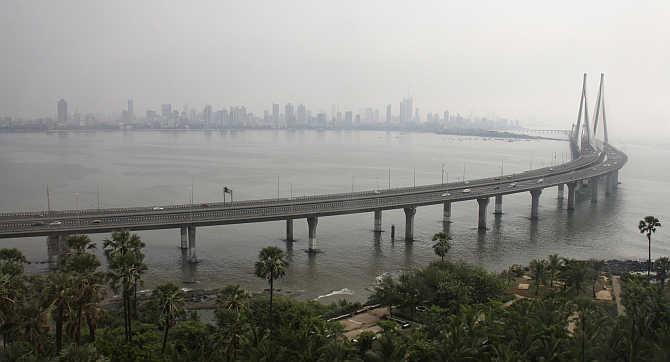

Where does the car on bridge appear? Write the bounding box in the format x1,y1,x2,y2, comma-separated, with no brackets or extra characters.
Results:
49,221,62,226
509,182,517,188
90,219,102,224
462,189,471,193
152,206,165,211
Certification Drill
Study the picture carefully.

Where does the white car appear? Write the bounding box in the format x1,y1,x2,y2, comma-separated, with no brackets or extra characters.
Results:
441,192,451,197
536,178,544,183
509,182,517,188
462,188,471,193
152,206,165,211
49,220,63,226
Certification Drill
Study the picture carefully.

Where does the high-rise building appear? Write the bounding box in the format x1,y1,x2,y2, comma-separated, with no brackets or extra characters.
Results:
57,99,68,123
161,104,172,117
272,103,280,127
399,97,414,123
386,104,392,122
297,104,307,125
284,103,295,126
127,99,134,119
344,111,353,127
203,104,212,123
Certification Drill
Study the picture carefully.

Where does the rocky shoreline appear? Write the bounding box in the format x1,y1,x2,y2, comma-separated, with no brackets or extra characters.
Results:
603,259,650,275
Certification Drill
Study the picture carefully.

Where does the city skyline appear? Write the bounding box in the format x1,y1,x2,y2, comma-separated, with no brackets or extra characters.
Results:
3,1,669,141
1,96,521,132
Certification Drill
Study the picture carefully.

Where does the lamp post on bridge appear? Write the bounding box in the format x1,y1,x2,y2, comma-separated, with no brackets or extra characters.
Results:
223,186,233,203
441,163,444,185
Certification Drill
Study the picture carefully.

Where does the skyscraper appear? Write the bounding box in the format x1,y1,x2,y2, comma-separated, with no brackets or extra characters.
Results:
386,104,392,122
399,97,414,123
57,99,68,123
272,103,280,127
284,103,295,126
161,104,172,117
127,99,134,119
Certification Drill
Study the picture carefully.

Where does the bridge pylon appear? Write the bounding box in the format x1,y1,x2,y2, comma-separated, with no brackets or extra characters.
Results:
592,73,609,146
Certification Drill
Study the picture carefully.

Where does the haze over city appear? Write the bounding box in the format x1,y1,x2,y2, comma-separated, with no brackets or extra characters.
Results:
2,0,669,141
1,2,670,360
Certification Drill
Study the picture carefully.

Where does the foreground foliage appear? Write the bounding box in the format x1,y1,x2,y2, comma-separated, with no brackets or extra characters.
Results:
2,234,670,361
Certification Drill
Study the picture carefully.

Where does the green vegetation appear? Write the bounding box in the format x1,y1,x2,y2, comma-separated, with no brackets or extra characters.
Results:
639,216,662,277
1,217,669,360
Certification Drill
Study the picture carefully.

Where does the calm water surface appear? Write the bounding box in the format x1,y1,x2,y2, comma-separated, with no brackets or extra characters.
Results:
0,130,667,302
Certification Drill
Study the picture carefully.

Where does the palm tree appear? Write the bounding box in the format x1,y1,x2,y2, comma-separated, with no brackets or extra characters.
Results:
431,232,451,262
639,216,661,278
103,230,146,342
254,246,288,319
46,272,72,353
560,259,589,296
217,284,250,319
547,254,563,288
529,259,547,295
61,234,104,346
655,257,670,291
151,283,185,354
216,285,250,359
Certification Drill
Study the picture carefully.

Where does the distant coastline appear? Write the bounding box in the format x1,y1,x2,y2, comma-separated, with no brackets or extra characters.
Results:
0,127,563,141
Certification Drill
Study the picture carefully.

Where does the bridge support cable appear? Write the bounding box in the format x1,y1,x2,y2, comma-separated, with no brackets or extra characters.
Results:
188,225,197,263
286,219,294,242
180,227,188,249
443,201,452,223
567,182,577,211
494,195,503,215
373,209,382,232
404,207,416,241
307,216,318,252
530,189,542,220
557,184,565,200
477,198,489,230
590,176,600,204
573,73,594,153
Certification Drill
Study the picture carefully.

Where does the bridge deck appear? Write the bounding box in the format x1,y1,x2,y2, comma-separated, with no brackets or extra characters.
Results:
0,144,626,239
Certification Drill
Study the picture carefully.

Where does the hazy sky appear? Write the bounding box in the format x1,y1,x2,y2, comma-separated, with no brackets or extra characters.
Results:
2,0,669,141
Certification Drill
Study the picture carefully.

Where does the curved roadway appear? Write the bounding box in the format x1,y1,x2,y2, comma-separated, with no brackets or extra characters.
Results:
0,143,627,239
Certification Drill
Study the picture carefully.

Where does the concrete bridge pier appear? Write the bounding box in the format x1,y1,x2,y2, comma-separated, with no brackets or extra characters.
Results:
605,173,614,196
187,225,197,262
373,209,382,232
477,198,489,230
494,195,503,214
567,182,577,210
590,176,599,203
307,216,318,252
607,170,619,194
404,207,416,241
286,219,294,242
46,234,68,263
443,201,451,223
530,189,542,219
557,184,565,199
180,227,188,249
